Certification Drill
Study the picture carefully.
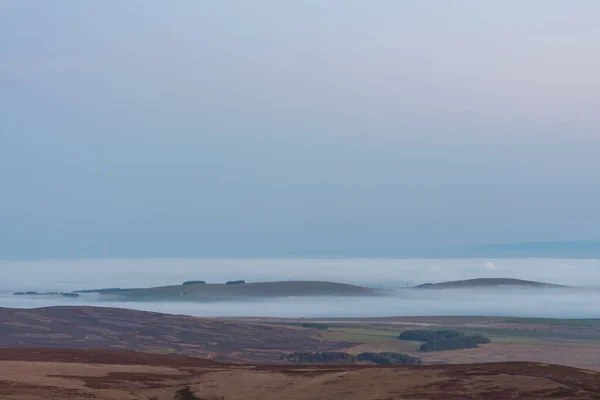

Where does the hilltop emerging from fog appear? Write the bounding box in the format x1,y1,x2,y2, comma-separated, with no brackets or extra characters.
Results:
70,280,380,301
415,278,567,289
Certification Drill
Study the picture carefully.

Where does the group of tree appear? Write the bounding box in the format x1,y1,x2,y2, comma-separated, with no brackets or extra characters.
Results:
419,336,479,352
356,352,422,365
279,351,421,365
398,329,491,352
225,280,246,285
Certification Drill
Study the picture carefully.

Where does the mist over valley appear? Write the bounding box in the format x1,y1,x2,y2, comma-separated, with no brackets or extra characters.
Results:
2,258,599,319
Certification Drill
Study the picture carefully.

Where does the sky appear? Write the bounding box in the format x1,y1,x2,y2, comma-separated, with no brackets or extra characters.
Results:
1,1,600,259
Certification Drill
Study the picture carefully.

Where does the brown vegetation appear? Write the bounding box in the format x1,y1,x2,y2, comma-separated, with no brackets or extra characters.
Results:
1,348,600,399
0,306,354,363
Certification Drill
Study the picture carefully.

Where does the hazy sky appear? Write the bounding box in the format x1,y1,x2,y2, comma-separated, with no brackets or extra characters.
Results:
2,1,600,258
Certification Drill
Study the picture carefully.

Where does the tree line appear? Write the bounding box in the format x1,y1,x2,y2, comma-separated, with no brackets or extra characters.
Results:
280,351,422,365
398,329,491,352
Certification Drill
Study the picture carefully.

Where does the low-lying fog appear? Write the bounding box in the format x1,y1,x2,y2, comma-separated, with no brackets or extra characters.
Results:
2,258,600,318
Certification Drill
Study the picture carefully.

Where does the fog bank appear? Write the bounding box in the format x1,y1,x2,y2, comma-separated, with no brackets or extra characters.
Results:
1,287,599,319
2,258,600,319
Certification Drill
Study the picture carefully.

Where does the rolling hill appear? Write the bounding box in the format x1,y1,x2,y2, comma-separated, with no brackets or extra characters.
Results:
415,278,567,289
79,280,379,301
0,306,354,363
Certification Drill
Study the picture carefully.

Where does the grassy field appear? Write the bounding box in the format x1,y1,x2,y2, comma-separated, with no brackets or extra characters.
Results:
302,321,600,344
456,326,600,342
326,326,401,342
270,316,600,370
504,317,600,326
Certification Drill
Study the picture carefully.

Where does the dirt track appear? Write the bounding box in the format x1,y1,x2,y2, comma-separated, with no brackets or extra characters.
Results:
1,348,600,399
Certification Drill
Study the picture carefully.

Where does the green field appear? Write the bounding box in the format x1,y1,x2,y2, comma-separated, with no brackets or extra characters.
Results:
326,326,401,342
270,317,600,354
326,323,600,347
435,326,598,341
257,316,600,371
504,317,600,326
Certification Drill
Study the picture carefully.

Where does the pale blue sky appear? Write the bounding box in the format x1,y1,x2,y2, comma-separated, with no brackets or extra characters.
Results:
1,1,599,258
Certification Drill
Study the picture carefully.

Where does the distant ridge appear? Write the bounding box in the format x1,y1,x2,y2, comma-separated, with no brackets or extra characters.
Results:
415,278,567,289
67,281,379,302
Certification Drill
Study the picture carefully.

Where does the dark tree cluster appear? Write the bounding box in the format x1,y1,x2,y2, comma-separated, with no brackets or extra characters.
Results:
182,281,206,285
468,333,492,344
419,337,479,352
279,351,422,365
398,329,464,342
225,280,246,285
398,329,491,352
280,351,356,364
356,352,422,365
